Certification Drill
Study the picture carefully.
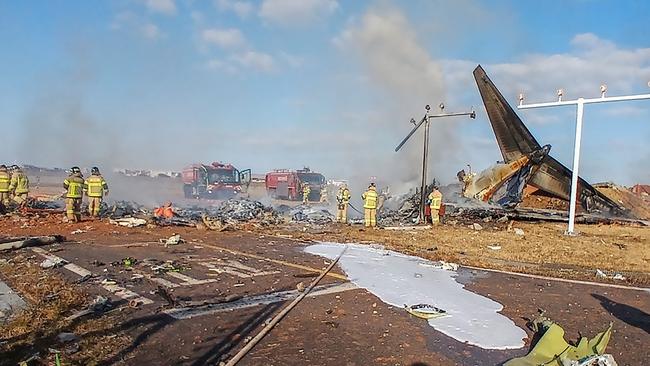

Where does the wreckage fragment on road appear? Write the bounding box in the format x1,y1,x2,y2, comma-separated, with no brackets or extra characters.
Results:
505,313,615,366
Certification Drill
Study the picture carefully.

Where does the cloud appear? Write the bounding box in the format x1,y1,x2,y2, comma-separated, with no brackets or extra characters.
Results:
259,0,338,26
231,51,275,72
444,33,650,106
110,12,162,41
144,0,176,15
215,0,254,19
141,23,162,39
202,28,247,49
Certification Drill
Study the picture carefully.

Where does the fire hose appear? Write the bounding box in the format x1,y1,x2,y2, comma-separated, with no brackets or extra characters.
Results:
347,202,364,215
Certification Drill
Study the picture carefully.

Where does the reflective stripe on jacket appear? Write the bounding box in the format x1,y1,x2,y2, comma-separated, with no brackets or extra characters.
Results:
0,171,10,192
85,175,108,197
9,171,29,194
64,175,85,198
428,190,442,210
362,188,378,209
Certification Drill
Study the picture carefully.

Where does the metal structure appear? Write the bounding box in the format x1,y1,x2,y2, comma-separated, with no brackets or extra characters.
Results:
395,104,475,222
518,84,650,235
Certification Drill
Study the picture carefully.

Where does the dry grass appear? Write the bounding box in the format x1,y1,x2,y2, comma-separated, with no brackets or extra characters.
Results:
0,254,132,365
274,221,650,285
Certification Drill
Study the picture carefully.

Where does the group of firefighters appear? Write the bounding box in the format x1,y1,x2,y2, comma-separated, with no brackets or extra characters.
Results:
328,182,443,228
4,164,443,227
0,165,30,211
0,165,109,222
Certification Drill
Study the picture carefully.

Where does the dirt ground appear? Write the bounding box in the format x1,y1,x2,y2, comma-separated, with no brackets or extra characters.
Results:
1,214,649,365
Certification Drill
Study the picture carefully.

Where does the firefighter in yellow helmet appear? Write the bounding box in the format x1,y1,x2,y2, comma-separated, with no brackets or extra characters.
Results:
428,183,443,225
302,184,311,204
63,167,86,222
85,167,109,217
336,184,351,223
8,165,29,207
361,183,378,227
0,165,11,212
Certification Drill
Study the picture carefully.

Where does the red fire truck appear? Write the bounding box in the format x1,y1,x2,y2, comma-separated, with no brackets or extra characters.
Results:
182,162,251,199
265,168,326,201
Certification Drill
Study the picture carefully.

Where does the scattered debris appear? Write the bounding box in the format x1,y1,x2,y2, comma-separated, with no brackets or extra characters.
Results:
160,234,184,246
595,269,626,281
404,304,447,319
109,217,147,228
290,205,334,225
471,223,483,231
0,236,65,252
514,228,525,236
40,257,68,269
487,245,502,250
56,332,79,344
70,229,85,235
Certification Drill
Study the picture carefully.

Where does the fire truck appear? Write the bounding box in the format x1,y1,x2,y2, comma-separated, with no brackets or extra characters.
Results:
265,168,326,201
182,162,251,199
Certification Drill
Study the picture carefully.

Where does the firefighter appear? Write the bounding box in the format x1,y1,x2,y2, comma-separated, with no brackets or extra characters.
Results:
8,165,29,207
428,184,443,225
84,167,109,217
63,167,85,222
302,184,311,204
336,184,351,223
0,165,11,212
319,186,329,204
361,183,378,228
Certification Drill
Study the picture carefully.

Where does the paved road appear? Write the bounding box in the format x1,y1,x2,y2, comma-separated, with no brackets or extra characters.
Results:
4,224,649,365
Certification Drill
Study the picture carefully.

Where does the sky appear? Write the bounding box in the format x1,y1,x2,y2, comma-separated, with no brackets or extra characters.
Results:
1,0,649,189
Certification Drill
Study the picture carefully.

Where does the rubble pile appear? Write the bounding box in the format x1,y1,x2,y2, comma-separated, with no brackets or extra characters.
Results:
289,204,335,225
103,201,151,219
378,188,422,226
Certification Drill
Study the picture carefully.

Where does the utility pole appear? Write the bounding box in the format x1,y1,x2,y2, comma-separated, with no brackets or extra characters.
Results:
518,84,650,235
396,104,475,223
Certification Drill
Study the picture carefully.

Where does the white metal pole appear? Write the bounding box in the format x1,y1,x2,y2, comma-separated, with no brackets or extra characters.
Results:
567,98,584,235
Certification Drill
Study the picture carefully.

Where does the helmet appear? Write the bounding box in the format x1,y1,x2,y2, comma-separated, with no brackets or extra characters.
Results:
91,166,100,175
0,164,6,170
71,166,81,174
11,165,19,171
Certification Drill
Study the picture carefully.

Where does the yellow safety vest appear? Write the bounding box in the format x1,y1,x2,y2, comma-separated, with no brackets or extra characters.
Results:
0,171,10,192
9,171,29,194
428,190,442,210
64,176,85,198
85,175,107,197
362,189,378,209
303,186,311,195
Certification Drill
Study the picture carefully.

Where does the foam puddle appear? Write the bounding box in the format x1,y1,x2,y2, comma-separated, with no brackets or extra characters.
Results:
305,242,526,350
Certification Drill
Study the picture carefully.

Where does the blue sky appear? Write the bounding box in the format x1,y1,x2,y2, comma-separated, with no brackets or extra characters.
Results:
1,0,649,187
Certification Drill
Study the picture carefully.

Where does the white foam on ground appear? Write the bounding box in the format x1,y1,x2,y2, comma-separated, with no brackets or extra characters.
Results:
305,242,526,349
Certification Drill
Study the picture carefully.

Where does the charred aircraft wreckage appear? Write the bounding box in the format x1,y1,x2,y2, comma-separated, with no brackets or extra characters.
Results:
459,66,629,218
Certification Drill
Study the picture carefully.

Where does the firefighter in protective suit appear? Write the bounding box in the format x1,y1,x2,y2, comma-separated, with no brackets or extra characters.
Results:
319,186,329,204
85,167,109,217
336,184,351,223
428,184,443,225
0,165,11,211
8,165,29,207
302,184,311,204
361,183,378,227
64,167,86,222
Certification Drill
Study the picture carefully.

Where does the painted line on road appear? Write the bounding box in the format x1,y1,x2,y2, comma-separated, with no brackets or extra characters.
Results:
166,271,218,286
199,243,348,280
164,282,358,320
31,248,154,305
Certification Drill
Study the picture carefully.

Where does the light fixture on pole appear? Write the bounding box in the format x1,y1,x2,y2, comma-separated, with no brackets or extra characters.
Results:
518,83,650,235
395,104,476,223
